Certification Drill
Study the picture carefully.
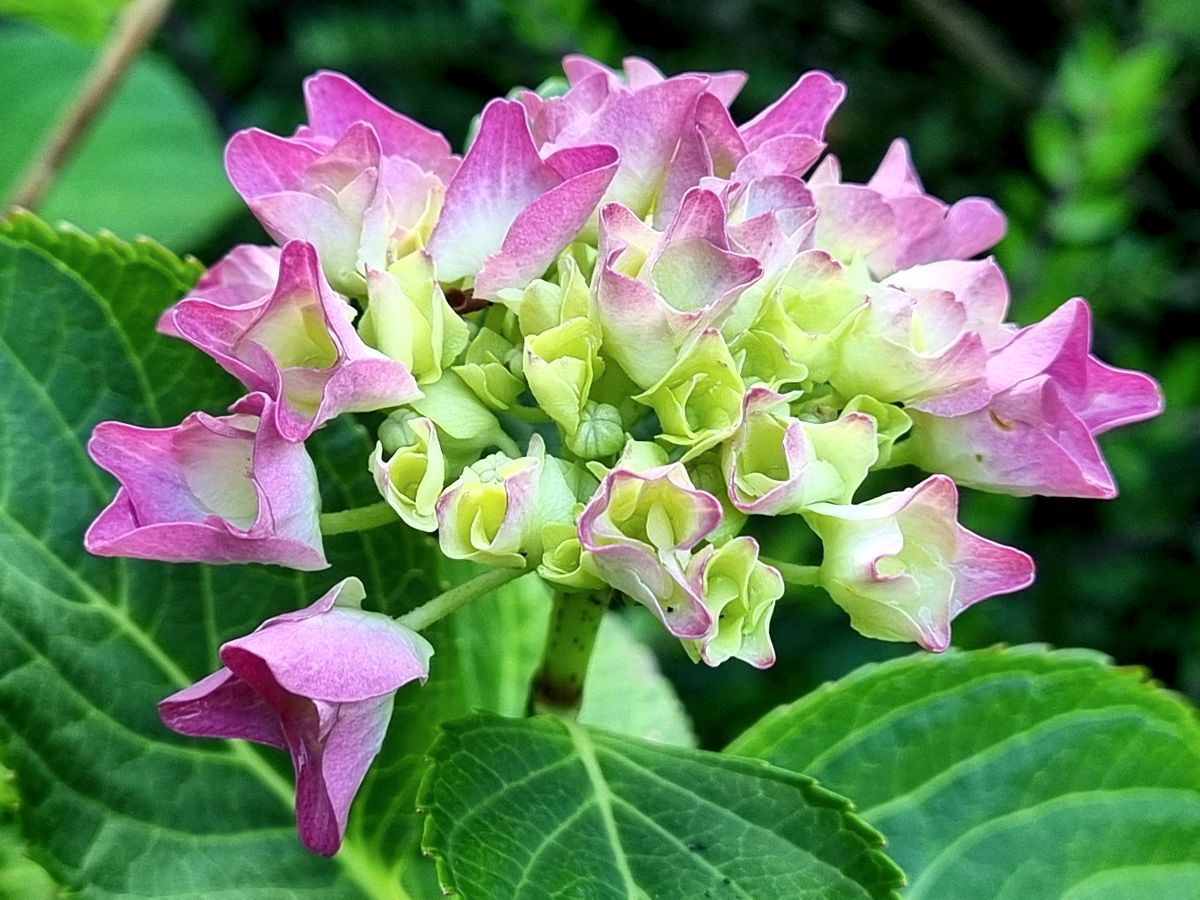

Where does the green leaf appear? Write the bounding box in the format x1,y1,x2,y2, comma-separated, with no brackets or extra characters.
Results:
420,713,904,899
0,26,239,250
727,646,1200,898
0,0,123,44
581,613,697,748
0,764,60,899
0,215,546,896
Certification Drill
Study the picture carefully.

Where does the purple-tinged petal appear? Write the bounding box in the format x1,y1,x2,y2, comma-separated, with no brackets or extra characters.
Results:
885,258,1013,349
85,396,327,569
952,526,1035,615
595,191,761,386
428,100,616,290
577,454,721,638
986,298,1164,433
221,590,434,703
225,128,321,200
158,245,281,338
170,241,420,440
158,667,287,749
290,694,395,856
811,184,897,262
908,378,1118,499
545,75,709,216
739,71,846,150
160,580,431,858
473,143,618,297
301,71,457,179
806,475,1033,651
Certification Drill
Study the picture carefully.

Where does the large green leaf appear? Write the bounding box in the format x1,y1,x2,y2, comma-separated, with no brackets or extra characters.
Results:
0,26,239,250
727,646,1200,898
420,713,904,899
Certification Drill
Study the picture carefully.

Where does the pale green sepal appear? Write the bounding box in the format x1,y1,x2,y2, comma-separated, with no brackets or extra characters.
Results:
685,451,748,545
841,394,913,467
511,253,592,336
538,514,607,593
361,251,469,384
411,370,519,472
683,536,783,668
524,317,604,432
370,417,445,531
633,328,745,461
453,327,526,410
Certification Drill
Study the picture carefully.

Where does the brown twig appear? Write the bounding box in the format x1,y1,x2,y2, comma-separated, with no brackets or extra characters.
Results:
6,0,174,211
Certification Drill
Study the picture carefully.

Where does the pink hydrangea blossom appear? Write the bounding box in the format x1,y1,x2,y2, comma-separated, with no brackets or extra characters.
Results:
159,577,433,856
85,393,326,570
166,240,421,441
806,475,1035,650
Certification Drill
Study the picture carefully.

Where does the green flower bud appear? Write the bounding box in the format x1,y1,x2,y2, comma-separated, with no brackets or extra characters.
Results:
565,401,627,460
684,536,783,668
453,327,526,411
361,251,469,384
370,417,445,531
524,317,605,433
633,328,745,461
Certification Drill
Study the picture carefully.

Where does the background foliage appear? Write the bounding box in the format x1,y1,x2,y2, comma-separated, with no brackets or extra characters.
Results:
0,0,1196,890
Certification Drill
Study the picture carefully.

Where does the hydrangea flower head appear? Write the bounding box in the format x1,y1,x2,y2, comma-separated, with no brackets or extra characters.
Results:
84,55,1163,857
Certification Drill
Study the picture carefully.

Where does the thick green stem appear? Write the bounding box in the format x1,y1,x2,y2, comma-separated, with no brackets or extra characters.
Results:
319,501,397,535
762,558,823,587
396,566,528,632
530,591,608,716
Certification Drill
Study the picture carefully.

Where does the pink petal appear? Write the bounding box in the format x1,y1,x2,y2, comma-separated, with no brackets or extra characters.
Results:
739,71,846,150
225,128,321,200
84,396,327,570
952,527,1035,614
473,143,618,297
158,667,287,749
427,100,561,282
302,71,456,179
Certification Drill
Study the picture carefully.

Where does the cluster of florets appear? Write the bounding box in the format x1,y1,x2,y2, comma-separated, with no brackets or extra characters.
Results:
84,57,1162,854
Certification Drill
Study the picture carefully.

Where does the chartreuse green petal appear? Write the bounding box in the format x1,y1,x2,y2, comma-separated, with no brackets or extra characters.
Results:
504,252,592,337
634,328,745,460
729,647,1200,899
420,714,904,898
684,536,783,668
524,317,605,433
453,326,526,410
361,251,468,384
371,416,445,532
409,370,519,470
841,394,913,467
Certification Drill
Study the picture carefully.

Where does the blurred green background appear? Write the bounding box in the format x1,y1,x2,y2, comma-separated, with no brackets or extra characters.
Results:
1,0,1197,749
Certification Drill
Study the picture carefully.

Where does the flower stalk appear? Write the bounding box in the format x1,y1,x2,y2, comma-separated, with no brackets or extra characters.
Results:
396,566,529,632
319,501,399,536
530,590,609,715
762,559,823,587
